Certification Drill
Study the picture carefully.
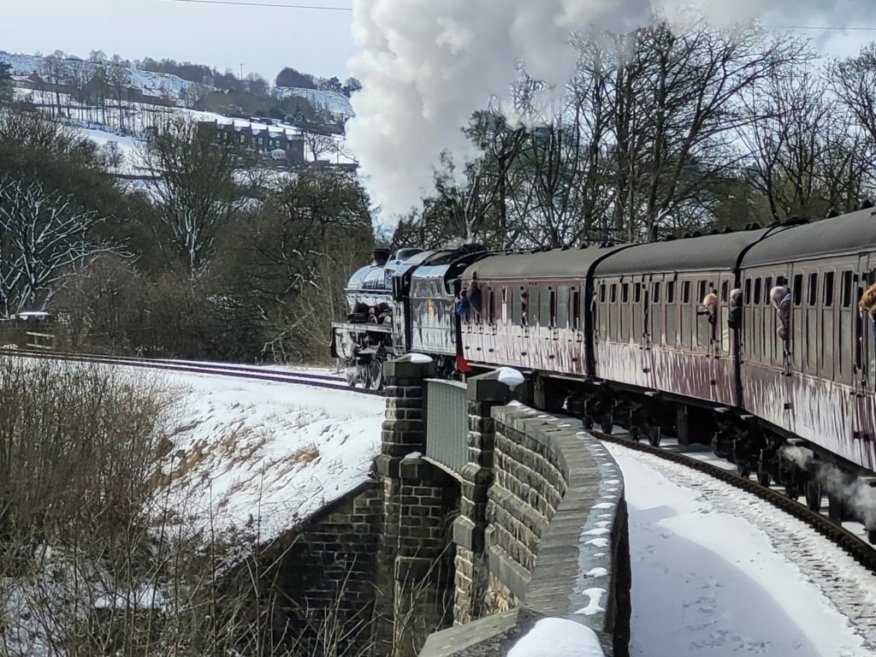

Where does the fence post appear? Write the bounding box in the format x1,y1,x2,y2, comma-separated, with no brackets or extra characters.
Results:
452,371,512,625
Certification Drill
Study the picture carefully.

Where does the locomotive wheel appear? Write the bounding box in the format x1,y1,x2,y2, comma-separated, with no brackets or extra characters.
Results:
583,416,594,431
736,463,751,479
629,427,642,442
756,470,771,486
804,479,822,511
647,426,662,447
868,529,876,545
785,483,801,502
600,414,614,435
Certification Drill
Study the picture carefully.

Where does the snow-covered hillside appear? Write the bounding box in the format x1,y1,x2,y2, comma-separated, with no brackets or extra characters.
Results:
2,50,357,178
274,86,354,119
0,51,203,106
1,51,355,120
151,367,384,540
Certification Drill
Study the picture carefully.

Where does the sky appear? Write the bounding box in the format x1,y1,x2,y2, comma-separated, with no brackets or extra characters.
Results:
0,0,356,82
2,0,874,85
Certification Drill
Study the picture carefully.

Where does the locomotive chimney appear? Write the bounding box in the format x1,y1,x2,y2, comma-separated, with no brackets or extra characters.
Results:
372,248,391,266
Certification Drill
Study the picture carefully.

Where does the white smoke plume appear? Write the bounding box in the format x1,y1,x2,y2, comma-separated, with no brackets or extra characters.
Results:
347,0,868,220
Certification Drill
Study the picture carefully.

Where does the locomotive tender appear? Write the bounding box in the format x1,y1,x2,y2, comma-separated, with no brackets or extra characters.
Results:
331,207,876,541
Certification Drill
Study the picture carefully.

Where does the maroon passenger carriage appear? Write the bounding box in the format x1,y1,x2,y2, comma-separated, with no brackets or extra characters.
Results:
737,208,876,517
452,217,876,540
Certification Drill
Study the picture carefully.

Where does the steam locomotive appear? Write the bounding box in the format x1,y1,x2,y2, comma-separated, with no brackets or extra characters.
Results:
331,207,876,541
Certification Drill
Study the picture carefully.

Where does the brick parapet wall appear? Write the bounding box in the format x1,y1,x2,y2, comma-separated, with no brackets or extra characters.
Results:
427,401,630,657
487,404,630,657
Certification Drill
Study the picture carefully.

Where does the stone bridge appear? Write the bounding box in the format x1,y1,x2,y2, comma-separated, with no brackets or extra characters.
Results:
263,355,630,657
378,356,631,657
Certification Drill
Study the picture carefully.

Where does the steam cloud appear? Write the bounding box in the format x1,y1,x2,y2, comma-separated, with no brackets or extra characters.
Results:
347,0,867,220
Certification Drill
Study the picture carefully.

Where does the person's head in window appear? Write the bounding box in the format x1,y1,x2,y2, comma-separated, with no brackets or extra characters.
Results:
770,286,789,309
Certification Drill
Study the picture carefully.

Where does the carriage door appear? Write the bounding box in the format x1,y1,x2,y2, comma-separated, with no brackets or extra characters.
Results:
854,256,875,462
641,275,656,389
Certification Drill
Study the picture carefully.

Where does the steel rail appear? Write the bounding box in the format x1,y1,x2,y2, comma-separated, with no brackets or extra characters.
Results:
0,349,382,397
592,430,876,574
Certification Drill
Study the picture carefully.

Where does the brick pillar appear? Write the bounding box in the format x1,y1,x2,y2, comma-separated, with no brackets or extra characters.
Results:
452,371,511,625
372,355,436,656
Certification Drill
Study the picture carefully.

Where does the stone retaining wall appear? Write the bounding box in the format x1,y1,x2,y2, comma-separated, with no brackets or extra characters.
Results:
424,388,630,657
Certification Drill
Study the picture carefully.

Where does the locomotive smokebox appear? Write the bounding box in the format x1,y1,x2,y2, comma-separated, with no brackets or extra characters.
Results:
372,248,391,266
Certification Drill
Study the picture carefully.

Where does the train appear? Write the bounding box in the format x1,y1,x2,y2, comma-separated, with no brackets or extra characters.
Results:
331,207,876,542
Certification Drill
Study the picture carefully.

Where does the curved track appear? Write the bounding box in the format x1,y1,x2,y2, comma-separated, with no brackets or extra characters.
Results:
0,349,382,397
593,429,876,574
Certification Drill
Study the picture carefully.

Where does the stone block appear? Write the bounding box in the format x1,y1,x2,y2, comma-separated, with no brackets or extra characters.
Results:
383,355,437,381
466,371,514,403
453,515,485,553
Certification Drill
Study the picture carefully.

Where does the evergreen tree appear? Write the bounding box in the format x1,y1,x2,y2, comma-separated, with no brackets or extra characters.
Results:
0,62,13,102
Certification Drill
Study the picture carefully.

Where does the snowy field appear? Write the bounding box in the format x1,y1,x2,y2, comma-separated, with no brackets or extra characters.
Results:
131,366,384,540
607,443,876,657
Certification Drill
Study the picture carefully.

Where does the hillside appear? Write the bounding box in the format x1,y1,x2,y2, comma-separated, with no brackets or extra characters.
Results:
0,50,354,120
0,50,358,179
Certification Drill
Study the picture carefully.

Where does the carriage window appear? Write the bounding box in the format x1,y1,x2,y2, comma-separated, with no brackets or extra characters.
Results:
557,286,570,329
721,281,729,302
599,284,606,303
572,288,581,330
634,283,642,303
842,272,853,308
764,277,773,305
488,288,496,323
610,284,617,303
808,273,818,306
667,281,675,303
502,287,508,303
698,281,706,304
512,287,524,325
754,278,762,305
682,281,690,304
622,283,629,303
652,282,661,304
745,279,751,303
539,288,555,328
824,272,835,307
793,274,803,305
528,286,539,325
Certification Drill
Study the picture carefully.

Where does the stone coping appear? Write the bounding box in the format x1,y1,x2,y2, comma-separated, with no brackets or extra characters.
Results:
490,403,625,653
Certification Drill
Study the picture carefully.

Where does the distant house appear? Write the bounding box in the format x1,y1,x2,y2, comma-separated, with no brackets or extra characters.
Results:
198,120,305,166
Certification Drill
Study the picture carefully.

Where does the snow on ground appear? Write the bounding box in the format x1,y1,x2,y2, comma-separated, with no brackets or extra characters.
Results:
607,443,876,657
128,366,384,540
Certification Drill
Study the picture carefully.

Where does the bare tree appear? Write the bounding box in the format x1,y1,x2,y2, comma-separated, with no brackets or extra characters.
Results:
741,63,873,220
608,24,806,240
141,117,250,272
0,177,104,316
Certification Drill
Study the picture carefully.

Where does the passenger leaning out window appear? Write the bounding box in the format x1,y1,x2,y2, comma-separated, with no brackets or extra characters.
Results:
859,282,876,343
770,286,791,341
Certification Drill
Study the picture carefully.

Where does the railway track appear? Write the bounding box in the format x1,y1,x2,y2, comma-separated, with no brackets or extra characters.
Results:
0,349,383,397
593,429,876,574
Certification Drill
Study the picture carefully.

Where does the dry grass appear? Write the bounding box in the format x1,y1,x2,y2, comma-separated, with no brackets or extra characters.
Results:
0,358,376,657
